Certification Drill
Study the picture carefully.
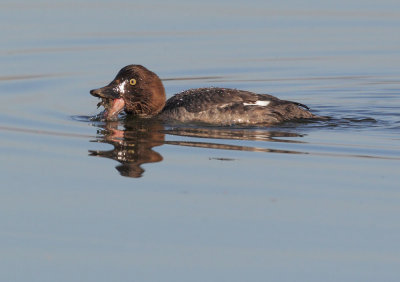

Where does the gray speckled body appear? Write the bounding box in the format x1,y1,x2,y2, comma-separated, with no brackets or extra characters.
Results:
160,87,317,125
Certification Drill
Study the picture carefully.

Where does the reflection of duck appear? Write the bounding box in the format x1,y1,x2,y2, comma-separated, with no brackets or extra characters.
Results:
90,65,320,125
89,119,164,178
89,118,307,178
164,127,304,143
163,127,305,153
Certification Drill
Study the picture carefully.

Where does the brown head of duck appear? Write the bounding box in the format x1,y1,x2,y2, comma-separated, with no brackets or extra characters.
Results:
90,65,166,121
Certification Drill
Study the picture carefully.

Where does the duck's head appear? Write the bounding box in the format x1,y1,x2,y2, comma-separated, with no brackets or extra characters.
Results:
90,65,166,121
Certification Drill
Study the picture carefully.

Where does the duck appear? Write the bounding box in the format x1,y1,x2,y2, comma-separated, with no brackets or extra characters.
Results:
90,64,320,125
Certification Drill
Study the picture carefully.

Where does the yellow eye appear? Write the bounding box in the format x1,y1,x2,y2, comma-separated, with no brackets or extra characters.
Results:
129,78,137,86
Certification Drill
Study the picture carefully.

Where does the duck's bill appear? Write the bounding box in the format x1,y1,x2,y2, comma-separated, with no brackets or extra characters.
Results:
90,85,120,99
90,87,125,121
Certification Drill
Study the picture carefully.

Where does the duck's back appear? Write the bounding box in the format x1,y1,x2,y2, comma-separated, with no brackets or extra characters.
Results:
160,87,316,125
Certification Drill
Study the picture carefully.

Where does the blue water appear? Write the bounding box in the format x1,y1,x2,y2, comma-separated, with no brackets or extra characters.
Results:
1,1,400,281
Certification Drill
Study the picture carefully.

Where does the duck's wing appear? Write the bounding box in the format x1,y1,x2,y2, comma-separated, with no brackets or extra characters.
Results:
164,87,279,113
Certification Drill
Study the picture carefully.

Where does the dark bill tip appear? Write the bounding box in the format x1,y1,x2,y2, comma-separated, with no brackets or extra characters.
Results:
90,89,99,96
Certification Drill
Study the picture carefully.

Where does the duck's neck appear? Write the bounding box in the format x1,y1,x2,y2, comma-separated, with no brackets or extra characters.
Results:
125,83,166,117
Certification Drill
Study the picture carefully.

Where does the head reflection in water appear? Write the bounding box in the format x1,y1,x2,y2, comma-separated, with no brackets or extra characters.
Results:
89,117,306,178
89,119,164,178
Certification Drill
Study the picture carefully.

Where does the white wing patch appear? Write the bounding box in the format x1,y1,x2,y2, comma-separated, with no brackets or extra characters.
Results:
243,100,270,106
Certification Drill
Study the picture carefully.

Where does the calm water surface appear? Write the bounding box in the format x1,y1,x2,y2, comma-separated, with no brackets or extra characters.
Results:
1,0,400,281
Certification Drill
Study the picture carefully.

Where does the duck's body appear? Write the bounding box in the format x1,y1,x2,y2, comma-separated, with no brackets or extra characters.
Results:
90,65,319,125
161,87,315,125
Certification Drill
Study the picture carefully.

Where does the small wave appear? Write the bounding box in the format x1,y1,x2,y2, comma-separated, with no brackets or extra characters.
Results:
71,115,96,122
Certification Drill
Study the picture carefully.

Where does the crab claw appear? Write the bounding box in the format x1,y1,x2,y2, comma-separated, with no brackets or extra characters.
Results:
90,87,125,121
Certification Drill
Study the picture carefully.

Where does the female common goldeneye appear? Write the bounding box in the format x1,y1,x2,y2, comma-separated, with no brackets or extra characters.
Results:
90,65,319,125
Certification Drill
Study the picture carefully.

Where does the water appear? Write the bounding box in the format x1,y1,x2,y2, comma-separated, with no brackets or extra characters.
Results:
1,0,400,281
